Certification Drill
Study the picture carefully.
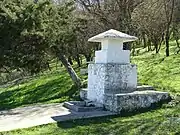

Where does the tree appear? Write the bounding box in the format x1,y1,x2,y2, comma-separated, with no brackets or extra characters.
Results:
44,1,82,87
172,0,180,53
163,0,175,56
76,0,144,51
0,0,82,87
132,0,166,53
74,14,101,63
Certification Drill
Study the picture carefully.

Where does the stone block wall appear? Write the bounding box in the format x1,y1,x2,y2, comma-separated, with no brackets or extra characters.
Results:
87,63,137,105
104,91,170,113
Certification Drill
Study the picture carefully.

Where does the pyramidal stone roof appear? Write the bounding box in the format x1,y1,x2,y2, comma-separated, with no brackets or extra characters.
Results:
88,29,138,43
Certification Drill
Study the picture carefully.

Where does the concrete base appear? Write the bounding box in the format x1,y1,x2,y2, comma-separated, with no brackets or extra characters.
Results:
104,91,170,113
80,85,155,100
79,86,171,114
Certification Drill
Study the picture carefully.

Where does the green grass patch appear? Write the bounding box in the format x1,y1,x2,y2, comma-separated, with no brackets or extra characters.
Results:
0,61,88,110
132,45,180,95
0,70,79,110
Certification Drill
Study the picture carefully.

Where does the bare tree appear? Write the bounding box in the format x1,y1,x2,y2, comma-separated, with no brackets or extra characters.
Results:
163,0,175,56
172,0,180,53
132,0,166,53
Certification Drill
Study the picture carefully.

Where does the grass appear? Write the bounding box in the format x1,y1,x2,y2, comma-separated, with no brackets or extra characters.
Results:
1,106,180,135
0,70,80,110
0,41,180,134
0,60,88,110
132,42,180,95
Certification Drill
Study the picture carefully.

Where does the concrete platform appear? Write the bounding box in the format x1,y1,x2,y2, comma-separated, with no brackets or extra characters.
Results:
0,103,116,132
80,85,155,100
104,90,171,113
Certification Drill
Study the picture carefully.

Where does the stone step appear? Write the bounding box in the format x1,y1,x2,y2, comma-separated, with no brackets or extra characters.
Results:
136,85,154,91
63,101,103,112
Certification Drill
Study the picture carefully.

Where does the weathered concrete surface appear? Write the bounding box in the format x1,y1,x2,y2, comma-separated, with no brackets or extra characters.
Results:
80,88,88,100
87,63,137,105
0,103,116,132
136,85,154,91
80,85,155,100
104,90,171,113
63,101,103,112
80,88,170,113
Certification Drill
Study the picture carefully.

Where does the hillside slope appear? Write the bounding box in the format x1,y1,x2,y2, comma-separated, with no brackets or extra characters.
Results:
133,52,180,95
0,44,179,110
0,43,180,135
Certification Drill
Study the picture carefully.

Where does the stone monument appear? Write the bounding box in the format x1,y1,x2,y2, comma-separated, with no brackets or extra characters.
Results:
64,29,171,113
87,29,138,106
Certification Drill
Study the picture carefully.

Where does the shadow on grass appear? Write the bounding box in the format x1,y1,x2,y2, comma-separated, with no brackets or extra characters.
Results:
55,115,170,135
54,106,180,135
0,77,79,110
56,116,115,129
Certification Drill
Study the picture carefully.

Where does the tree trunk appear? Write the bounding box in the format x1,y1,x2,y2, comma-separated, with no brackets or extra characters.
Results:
85,55,91,62
80,56,83,64
85,54,92,65
132,43,136,56
165,22,171,57
164,0,175,57
155,44,158,54
147,39,152,51
68,57,73,65
154,40,161,53
57,53,81,88
47,62,51,71
74,44,81,67
143,33,147,48
56,58,58,70
165,34,170,57
176,39,180,48
75,54,81,67
157,42,162,53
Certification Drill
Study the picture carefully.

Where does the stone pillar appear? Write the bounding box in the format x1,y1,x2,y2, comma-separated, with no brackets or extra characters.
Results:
87,29,138,106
